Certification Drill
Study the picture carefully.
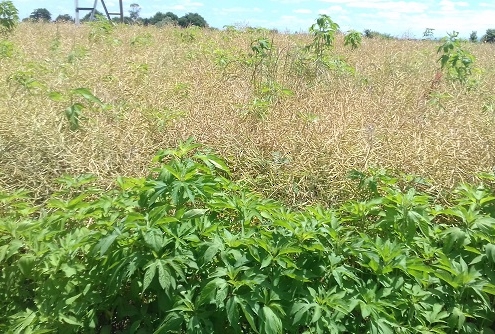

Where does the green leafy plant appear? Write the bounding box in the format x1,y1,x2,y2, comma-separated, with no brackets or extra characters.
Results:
437,31,476,84
344,30,362,50
306,14,340,60
0,39,13,57
0,0,18,34
88,15,115,42
1,141,495,333
248,37,273,89
49,87,106,130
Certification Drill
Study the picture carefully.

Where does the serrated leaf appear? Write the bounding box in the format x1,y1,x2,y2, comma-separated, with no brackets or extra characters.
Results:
95,232,119,256
143,262,157,293
226,297,241,333
261,305,282,334
156,260,173,292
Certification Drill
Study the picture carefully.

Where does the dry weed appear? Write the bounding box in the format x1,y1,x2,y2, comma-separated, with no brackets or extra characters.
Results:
1,23,494,206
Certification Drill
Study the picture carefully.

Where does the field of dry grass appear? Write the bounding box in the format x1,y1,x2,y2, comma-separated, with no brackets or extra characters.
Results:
1,22,494,206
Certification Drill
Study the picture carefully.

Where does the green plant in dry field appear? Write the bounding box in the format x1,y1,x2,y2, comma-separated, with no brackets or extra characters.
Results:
437,31,476,84
49,88,106,131
306,14,339,60
344,30,362,50
88,15,115,42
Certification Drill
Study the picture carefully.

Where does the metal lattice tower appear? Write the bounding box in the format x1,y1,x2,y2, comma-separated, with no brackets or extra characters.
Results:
75,0,124,25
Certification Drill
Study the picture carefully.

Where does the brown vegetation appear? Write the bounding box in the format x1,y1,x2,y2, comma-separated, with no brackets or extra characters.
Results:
1,23,494,206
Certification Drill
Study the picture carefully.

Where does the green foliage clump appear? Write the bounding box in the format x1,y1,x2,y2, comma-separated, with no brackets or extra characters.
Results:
0,0,18,34
363,29,395,40
29,8,51,22
469,31,478,43
481,29,495,43
437,31,477,84
344,30,362,50
178,12,208,28
307,14,340,59
1,141,495,333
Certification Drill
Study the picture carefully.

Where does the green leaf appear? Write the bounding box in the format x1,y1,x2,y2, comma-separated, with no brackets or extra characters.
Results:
154,312,183,333
17,254,35,276
143,228,164,252
156,260,173,292
95,232,119,256
261,305,282,334
182,208,208,220
71,87,103,106
291,302,311,324
48,91,64,102
226,297,241,333
143,262,157,292
65,293,82,305
59,315,83,326
198,279,219,306
239,300,258,333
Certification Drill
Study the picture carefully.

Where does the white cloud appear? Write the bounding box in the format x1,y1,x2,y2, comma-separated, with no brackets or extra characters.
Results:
293,8,312,14
219,7,263,13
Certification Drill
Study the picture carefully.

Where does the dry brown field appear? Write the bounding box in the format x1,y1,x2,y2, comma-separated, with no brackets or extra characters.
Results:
1,22,494,206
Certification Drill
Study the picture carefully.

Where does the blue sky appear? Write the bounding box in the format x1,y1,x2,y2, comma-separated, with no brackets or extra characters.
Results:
11,0,494,38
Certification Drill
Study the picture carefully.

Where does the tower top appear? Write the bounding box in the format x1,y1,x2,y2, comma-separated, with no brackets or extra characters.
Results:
75,0,124,25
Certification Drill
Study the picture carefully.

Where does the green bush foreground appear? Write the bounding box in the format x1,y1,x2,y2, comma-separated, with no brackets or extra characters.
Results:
1,140,495,333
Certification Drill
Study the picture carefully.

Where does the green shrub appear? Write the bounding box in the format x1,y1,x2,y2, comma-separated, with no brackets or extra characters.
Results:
1,141,495,333
0,0,18,34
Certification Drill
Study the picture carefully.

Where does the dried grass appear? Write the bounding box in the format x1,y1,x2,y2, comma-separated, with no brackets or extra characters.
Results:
1,22,494,206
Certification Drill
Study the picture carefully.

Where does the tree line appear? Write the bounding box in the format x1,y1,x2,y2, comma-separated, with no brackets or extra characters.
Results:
24,5,208,28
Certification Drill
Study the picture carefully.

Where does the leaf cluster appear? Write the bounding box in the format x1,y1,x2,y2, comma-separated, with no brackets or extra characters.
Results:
437,31,477,84
0,0,18,34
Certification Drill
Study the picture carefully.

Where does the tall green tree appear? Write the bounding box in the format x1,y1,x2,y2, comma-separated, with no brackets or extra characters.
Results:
129,3,140,21
481,29,495,43
178,12,207,28
145,11,178,25
469,31,478,43
29,8,51,22
55,14,73,22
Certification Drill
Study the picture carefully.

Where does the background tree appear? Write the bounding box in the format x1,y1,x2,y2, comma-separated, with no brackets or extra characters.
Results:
144,11,178,25
422,27,434,39
469,31,477,43
29,8,51,22
481,29,495,43
0,0,19,33
177,12,207,28
55,14,73,22
129,3,140,22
